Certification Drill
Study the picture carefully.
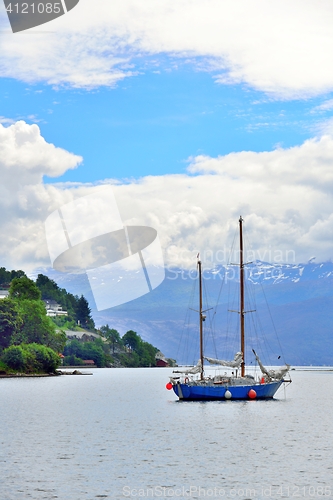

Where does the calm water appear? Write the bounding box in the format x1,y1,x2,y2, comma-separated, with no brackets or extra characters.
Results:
1,368,333,500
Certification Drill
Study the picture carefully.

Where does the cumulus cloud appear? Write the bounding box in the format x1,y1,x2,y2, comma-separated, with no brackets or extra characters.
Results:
1,121,333,272
104,136,333,268
0,121,82,182
0,121,82,271
1,0,333,96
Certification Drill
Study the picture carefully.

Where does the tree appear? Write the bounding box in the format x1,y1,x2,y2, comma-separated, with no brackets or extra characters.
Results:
24,343,61,373
0,267,26,286
0,299,22,349
122,330,141,351
2,345,26,370
137,341,158,367
10,300,66,353
9,277,41,301
0,267,11,285
2,343,61,373
63,338,106,367
76,295,95,329
121,330,158,367
100,325,122,353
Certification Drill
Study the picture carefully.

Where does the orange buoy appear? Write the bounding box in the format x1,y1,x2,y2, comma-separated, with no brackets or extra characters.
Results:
248,389,257,399
166,382,173,390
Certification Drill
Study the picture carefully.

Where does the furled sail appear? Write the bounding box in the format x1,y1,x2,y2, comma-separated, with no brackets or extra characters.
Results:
204,352,243,369
252,349,290,380
173,360,202,375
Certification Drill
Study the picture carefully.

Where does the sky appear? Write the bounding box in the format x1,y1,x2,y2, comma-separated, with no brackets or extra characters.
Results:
1,0,333,273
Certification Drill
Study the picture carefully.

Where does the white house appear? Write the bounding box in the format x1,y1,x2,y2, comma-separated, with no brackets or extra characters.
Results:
43,299,68,317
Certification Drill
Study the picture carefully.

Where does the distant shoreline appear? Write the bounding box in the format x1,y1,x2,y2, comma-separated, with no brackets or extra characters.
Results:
0,373,57,378
0,369,93,378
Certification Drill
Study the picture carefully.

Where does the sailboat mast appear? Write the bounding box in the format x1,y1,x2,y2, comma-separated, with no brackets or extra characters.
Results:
239,216,245,377
198,258,204,380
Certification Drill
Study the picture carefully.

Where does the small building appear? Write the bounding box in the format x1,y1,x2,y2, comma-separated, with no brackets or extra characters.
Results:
155,351,169,367
156,358,169,367
0,290,9,299
82,360,95,366
43,299,68,317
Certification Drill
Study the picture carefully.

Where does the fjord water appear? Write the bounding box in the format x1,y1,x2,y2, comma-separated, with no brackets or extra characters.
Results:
1,368,333,499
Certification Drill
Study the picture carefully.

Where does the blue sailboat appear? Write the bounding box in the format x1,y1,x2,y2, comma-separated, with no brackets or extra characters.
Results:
166,216,290,401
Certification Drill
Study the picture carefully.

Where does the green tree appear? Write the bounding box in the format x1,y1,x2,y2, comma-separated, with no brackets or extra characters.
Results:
36,274,83,324
76,295,95,329
2,345,27,370
0,267,26,286
63,338,106,367
64,354,84,366
10,270,26,280
9,277,41,301
2,343,61,373
121,330,158,367
100,325,122,353
122,330,141,351
11,300,66,353
137,341,158,367
24,343,61,373
0,299,22,350
0,267,11,285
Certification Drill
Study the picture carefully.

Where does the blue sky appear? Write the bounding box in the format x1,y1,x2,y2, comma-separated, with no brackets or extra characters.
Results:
1,0,333,272
1,69,332,184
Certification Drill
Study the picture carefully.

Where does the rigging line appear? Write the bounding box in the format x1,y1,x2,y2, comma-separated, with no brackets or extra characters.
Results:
259,277,287,364
245,260,275,364
212,224,238,354
212,264,226,313
243,229,285,364
248,260,284,363
175,270,197,362
203,278,219,359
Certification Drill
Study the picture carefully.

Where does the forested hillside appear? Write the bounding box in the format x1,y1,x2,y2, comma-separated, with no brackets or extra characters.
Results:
0,267,164,373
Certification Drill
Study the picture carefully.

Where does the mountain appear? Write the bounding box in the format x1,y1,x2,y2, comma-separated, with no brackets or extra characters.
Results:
33,260,333,366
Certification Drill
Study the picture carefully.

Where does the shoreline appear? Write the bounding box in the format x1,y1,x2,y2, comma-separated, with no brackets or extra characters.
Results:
0,369,93,378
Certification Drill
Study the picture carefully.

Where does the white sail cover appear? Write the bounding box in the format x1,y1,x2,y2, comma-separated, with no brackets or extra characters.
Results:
204,352,243,369
252,349,290,380
173,360,202,375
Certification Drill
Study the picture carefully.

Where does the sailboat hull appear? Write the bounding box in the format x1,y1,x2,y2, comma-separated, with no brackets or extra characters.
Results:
172,380,284,401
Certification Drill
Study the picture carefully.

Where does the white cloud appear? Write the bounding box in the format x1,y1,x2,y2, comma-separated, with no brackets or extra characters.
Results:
312,117,333,137
311,99,333,113
111,136,333,267
0,116,15,125
187,136,333,191
1,0,333,96
0,121,82,271
2,121,333,272
0,121,82,183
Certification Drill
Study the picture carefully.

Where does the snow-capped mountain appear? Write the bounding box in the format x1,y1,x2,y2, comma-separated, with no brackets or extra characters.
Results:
35,260,333,366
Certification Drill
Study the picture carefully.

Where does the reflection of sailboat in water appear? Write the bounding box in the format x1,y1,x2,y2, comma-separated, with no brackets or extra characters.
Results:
166,216,291,401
